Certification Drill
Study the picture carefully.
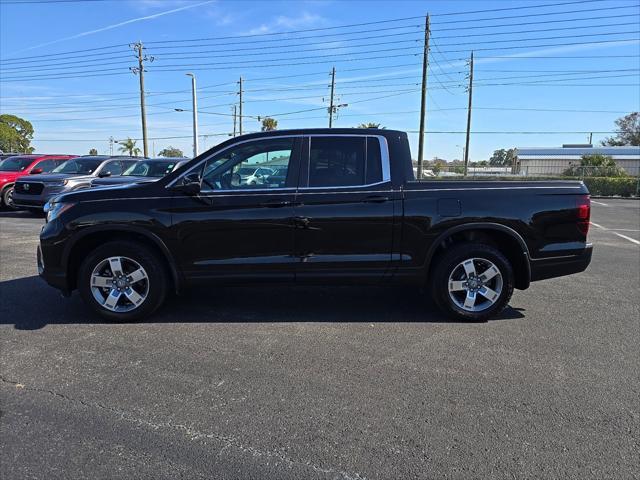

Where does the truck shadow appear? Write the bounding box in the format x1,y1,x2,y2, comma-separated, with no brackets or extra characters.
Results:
0,209,44,219
0,276,525,330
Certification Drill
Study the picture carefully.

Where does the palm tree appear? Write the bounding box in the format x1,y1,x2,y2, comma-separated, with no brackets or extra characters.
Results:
261,117,278,131
117,138,141,157
357,122,383,129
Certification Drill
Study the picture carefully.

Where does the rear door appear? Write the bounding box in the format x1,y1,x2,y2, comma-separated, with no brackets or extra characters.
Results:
294,135,397,282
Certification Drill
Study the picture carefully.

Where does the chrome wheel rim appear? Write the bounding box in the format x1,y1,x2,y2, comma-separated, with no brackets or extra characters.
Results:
448,257,503,312
90,256,149,313
5,187,15,208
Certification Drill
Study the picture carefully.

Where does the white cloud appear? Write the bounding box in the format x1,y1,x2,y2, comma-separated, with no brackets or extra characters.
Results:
246,12,325,35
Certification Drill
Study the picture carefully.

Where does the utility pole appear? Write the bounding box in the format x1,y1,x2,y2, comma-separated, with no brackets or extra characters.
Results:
588,132,593,144
109,136,114,155
238,76,243,136
232,105,237,137
328,66,336,127
186,73,199,157
463,51,474,177
417,14,430,180
131,42,152,157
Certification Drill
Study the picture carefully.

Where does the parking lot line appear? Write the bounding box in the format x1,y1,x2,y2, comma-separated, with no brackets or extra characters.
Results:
612,232,640,245
591,201,609,206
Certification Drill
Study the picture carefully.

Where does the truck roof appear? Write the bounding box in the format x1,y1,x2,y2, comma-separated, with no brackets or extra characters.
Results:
235,128,406,141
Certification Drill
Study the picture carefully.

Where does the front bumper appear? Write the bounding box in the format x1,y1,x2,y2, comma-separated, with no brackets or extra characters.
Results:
13,184,64,209
38,221,72,295
529,243,593,282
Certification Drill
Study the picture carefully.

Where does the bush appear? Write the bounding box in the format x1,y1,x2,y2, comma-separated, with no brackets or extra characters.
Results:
582,177,638,197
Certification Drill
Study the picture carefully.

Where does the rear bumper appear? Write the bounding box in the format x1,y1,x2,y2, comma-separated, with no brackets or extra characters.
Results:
529,243,593,282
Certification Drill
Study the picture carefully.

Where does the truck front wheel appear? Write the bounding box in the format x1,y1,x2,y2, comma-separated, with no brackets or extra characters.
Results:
430,243,514,322
78,241,168,322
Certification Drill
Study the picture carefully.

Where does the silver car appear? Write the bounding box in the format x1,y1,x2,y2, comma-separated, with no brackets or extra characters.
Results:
13,156,140,211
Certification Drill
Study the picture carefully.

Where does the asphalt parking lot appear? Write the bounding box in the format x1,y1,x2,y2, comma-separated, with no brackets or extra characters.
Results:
0,199,638,480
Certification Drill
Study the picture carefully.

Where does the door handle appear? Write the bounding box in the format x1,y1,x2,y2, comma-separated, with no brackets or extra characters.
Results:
260,200,291,208
363,195,389,203
292,216,310,228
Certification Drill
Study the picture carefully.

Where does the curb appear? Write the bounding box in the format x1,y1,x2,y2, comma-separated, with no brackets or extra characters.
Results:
591,196,639,200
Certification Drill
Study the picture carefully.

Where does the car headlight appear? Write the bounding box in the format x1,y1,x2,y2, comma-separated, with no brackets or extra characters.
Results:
62,179,70,186
45,201,75,222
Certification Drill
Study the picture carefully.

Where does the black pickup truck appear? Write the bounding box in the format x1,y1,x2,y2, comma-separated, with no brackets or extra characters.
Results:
38,129,592,322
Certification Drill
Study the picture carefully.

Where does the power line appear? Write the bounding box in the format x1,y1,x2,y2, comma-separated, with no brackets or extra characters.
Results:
5,21,638,74
430,4,639,26
430,11,637,33
142,0,613,45
2,2,635,65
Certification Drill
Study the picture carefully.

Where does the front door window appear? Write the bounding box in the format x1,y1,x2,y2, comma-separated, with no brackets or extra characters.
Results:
200,138,294,191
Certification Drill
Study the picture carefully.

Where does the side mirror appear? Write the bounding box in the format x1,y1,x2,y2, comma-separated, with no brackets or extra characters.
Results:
98,171,112,178
177,172,201,195
30,168,43,175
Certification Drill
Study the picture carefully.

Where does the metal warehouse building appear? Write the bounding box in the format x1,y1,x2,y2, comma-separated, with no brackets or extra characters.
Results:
515,145,640,176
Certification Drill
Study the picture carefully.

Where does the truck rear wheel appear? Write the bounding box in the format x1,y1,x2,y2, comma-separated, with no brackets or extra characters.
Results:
78,241,168,322
430,243,514,322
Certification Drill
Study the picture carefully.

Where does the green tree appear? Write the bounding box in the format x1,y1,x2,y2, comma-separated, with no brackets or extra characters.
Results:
158,146,184,157
0,114,34,153
261,117,278,131
89,148,98,155
563,154,627,177
357,122,383,129
430,158,446,176
601,112,640,146
118,138,141,157
489,148,516,166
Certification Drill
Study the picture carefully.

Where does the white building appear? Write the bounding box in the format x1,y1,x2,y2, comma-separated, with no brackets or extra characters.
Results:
516,145,640,176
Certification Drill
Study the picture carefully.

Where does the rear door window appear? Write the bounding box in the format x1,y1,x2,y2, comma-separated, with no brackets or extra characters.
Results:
307,136,383,188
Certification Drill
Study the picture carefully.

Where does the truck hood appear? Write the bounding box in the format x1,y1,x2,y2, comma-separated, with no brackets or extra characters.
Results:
50,181,159,205
16,173,84,184
91,176,158,187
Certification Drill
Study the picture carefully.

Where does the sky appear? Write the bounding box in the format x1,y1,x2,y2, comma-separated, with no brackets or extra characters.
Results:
0,0,638,160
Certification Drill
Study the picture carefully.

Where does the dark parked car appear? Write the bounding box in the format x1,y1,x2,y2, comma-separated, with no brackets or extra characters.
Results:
38,129,592,322
90,158,188,188
13,156,139,210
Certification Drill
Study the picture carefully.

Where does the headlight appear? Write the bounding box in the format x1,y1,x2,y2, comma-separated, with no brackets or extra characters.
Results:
62,179,69,186
45,202,75,222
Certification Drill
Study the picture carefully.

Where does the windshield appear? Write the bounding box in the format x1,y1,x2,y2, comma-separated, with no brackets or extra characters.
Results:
0,156,34,172
122,160,176,177
52,158,103,174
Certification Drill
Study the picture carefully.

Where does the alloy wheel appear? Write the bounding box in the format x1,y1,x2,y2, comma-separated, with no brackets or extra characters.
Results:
90,256,150,312
447,257,503,312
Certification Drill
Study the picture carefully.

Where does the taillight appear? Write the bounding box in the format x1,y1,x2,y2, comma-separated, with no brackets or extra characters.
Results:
576,195,590,236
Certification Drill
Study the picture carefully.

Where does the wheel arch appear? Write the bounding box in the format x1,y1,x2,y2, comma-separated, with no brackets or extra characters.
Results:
425,222,531,290
1,182,15,203
63,225,182,293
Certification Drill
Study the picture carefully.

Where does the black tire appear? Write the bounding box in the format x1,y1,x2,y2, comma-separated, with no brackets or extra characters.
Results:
78,241,168,322
430,242,514,322
2,185,17,210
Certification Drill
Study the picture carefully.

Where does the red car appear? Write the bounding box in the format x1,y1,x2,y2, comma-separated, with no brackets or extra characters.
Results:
0,154,75,210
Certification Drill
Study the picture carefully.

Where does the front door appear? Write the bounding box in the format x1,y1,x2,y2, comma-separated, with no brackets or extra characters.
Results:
294,135,397,282
171,136,301,282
